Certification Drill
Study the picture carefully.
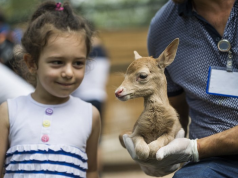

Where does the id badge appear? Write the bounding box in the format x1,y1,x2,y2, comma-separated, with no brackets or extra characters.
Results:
206,66,238,98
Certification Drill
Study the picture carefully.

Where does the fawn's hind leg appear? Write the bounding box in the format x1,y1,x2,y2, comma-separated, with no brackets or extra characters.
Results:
132,135,150,160
148,134,174,158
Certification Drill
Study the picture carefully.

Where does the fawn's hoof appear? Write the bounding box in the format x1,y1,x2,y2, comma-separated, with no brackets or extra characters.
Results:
135,144,150,160
148,141,163,158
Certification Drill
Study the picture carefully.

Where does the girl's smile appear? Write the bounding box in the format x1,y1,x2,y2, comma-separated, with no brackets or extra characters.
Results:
56,82,75,86
55,81,77,89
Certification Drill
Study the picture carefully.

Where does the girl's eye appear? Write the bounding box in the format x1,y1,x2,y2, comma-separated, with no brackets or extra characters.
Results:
74,61,84,66
139,73,148,79
51,61,63,65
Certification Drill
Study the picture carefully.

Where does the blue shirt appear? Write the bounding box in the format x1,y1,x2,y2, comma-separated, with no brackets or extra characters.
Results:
148,0,238,139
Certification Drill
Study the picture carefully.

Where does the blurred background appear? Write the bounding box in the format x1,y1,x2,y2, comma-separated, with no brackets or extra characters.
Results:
0,0,175,177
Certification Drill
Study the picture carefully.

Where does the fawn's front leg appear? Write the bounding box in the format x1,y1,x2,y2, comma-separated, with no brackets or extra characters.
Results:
148,134,174,158
132,135,150,160
119,131,132,148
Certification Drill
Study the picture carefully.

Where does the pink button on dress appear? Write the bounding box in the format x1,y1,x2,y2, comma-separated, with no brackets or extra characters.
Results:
41,135,49,142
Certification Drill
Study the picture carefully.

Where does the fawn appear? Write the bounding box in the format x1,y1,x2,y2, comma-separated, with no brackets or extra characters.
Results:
115,38,182,160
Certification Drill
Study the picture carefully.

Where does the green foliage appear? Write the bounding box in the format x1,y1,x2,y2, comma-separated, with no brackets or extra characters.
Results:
75,0,168,29
0,0,40,25
0,0,168,29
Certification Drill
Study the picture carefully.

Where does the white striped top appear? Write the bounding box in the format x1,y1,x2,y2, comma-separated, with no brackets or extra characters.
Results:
5,95,92,178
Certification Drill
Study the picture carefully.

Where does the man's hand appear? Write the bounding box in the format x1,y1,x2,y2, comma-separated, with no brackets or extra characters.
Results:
123,129,187,177
156,137,199,163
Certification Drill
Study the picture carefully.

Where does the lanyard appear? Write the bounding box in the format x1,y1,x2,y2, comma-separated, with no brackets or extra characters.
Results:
218,39,233,72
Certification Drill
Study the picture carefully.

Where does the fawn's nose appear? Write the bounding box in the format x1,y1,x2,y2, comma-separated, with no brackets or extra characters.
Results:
115,88,123,97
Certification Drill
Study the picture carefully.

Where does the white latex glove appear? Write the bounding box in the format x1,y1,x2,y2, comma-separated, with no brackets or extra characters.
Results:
156,137,199,163
123,129,186,177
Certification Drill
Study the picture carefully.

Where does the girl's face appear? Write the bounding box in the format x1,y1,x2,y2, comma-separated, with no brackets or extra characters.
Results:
33,32,87,104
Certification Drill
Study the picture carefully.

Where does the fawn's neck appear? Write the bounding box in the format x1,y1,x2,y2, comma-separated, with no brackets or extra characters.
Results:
144,89,170,111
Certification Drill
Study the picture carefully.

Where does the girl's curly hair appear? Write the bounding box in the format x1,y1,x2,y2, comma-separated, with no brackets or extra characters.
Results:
15,1,93,86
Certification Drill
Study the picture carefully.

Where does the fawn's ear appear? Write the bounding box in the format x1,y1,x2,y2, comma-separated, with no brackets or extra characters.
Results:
156,38,179,68
24,54,37,74
134,51,142,60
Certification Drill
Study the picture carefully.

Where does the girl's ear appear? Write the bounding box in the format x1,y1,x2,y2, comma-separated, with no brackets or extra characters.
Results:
24,54,37,74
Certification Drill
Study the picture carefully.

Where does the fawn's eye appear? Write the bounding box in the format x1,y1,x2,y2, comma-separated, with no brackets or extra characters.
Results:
139,73,148,79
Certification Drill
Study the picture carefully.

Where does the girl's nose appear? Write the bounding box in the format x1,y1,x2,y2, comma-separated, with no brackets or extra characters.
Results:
62,65,73,79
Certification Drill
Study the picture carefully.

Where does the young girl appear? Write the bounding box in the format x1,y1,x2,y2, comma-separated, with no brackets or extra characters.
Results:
0,1,100,178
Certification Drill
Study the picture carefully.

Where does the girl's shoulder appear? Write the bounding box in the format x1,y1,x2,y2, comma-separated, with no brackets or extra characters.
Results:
7,94,30,112
91,105,101,131
71,97,100,125
70,95,93,111
7,94,30,105
0,101,8,111
0,101,9,128
70,95,91,106
70,97,100,134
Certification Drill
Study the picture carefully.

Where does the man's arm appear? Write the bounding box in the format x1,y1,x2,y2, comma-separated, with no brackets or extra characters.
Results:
157,124,238,164
166,92,238,159
168,92,238,158
168,92,189,136
198,125,238,159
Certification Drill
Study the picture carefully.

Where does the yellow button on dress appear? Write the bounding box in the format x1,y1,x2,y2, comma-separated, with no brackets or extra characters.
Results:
43,120,51,127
